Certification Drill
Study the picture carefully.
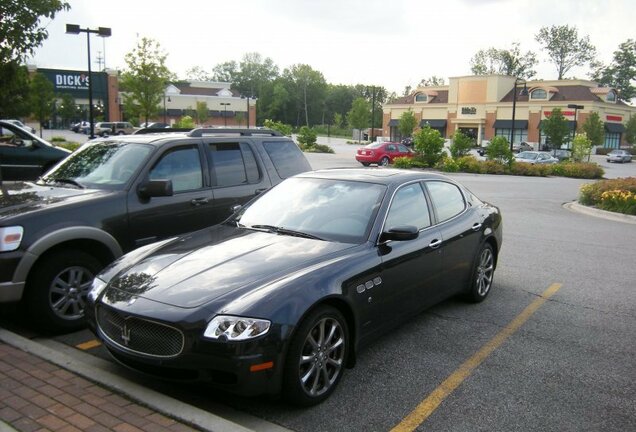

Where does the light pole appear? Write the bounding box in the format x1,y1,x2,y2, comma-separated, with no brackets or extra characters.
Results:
241,95,251,128
220,102,230,127
163,94,171,125
66,24,111,139
510,78,529,152
567,104,584,147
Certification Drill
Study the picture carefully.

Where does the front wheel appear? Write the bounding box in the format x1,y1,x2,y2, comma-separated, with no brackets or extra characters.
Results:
25,250,104,333
283,306,348,406
465,243,495,303
379,156,390,166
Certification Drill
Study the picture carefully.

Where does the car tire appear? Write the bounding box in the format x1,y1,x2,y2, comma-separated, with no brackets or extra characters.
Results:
465,243,495,303
25,249,103,333
380,156,390,166
117,131,125,135
283,305,348,406
361,162,370,167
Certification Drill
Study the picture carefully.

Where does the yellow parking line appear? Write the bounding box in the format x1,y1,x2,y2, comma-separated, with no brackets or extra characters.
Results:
76,339,102,350
391,283,563,432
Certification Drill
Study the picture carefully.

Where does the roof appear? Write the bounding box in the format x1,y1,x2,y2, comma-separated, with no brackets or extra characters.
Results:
387,90,449,105
173,83,241,97
301,168,455,186
500,85,629,105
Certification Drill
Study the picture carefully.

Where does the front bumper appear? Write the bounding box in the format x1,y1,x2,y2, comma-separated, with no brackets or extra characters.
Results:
0,251,26,302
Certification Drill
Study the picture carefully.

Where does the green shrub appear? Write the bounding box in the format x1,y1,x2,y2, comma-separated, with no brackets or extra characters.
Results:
485,135,514,166
441,158,460,172
55,142,81,152
456,156,483,173
594,147,610,155
579,177,636,215
450,130,473,159
553,162,604,179
413,126,445,167
510,162,551,176
264,119,293,136
393,156,413,168
481,160,506,175
300,143,334,153
51,136,66,142
297,126,317,147
174,115,195,128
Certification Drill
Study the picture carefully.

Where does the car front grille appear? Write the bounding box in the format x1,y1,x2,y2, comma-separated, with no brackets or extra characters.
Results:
96,305,184,358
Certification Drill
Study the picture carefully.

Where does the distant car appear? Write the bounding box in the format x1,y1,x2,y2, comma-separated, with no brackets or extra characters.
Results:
71,121,90,133
1,119,36,134
356,142,414,166
512,142,533,153
0,120,71,180
400,137,413,147
94,121,137,137
553,149,572,161
514,151,558,164
606,149,632,163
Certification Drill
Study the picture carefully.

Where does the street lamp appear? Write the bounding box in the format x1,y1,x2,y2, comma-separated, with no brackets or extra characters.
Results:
510,78,529,152
66,24,111,139
567,104,584,147
163,93,171,125
241,95,251,129
220,102,230,127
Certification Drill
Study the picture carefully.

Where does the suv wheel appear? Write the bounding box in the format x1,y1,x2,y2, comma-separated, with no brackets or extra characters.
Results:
25,250,103,333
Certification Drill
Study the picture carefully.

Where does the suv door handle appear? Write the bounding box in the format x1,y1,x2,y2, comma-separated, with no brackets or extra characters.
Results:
191,197,209,206
471,223,482,231
429,239,442,249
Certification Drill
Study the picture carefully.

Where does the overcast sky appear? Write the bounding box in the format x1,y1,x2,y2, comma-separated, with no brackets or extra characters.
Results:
29,0,634,94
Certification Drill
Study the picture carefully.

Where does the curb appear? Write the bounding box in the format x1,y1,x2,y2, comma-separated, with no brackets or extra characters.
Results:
0,329,287,432
563,201,636,224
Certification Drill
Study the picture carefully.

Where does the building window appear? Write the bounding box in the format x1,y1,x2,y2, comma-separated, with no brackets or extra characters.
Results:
530,89,547,100
604,132,621,149
606,91,617,103
495,128,527,145
415,93,427,102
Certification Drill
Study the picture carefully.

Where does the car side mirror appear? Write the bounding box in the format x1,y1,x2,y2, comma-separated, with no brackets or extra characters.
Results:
230,204,242,213
379,225,419,243
137,179,173,199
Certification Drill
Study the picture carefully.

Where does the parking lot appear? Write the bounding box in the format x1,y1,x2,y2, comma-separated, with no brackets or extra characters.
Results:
2,133,635,432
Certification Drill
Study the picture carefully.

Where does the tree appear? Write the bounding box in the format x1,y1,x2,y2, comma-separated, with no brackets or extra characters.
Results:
283,64,327,127
571,133,592,162
581,112,605,147
535,25,597,80
590,39,636,101
486,135,513,165
233,53,279,98
196,101,208,125
185,66,212,81
347,97,370,142
263,119,292,136
470,43,537,79
402,85,412,97
419,76,446,86
0,62,31,118
414,126,445,167
119,37,173,126
174,115,195,128
0,0,70,64
541,108,570,150
29,73,55,134
297,126,317,148
450,129,474,159
624,115,636,145
58,94,77,127
398,110,416,139
333,112,343,129
211,61,238,83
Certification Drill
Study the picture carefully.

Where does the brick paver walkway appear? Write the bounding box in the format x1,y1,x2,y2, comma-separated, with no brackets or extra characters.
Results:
0,342,201,432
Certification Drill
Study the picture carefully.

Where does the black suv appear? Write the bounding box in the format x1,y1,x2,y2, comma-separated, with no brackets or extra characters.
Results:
0,128,311,332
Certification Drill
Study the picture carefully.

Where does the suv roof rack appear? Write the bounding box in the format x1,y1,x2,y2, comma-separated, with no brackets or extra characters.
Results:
187,128,283,138
133,127,194,135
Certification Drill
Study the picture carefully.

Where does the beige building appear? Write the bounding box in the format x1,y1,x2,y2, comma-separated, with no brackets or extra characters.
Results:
383,75,636,149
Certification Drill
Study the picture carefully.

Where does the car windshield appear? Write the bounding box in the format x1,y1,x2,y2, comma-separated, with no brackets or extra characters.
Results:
38,141,152,190
517,152,538,160
236,177,387,244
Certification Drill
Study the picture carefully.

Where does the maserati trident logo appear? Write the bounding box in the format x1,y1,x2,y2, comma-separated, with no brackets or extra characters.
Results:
120,323,131,346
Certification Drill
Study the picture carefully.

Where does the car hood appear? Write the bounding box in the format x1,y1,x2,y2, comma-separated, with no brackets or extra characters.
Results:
102,225,357,309
0,181,108,219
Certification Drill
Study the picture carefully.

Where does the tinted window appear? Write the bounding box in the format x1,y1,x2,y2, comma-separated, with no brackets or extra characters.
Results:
208,142,259,187
385,183,431,230
426,181,466,222
149,146,202,192
262,140,310,179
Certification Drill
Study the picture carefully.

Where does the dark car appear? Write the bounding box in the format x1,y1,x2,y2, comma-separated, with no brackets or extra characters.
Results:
0,120,71,181
0,128,311,332
86,169,502,406
355,142,413,166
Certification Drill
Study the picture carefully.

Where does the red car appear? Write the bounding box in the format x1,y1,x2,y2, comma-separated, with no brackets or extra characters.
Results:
355,142,414,166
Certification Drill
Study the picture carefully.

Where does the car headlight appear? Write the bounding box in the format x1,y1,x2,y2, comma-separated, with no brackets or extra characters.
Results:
0,226,23,252
87,277,108,303
204,315,271,341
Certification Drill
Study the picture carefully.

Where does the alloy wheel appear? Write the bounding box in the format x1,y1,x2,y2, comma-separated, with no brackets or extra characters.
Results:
476,247,494,297
49,266,95,320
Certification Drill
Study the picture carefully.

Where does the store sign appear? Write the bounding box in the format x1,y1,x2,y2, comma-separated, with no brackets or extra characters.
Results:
461,107,477,115
544,110,575,117
37,68,108,99
607,115,622,122
54,73,90,90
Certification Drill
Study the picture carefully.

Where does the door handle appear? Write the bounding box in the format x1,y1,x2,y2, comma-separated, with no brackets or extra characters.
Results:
429,239,442,249
190,197,209,206
471,223,482,231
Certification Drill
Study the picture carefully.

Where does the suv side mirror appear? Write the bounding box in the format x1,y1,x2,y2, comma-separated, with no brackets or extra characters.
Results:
379,225,419,243
138,179,173,199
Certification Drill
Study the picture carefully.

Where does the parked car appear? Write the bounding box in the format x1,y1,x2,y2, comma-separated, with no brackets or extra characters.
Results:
0,120,71,180
70,121,90,133
86,168,502,406
606,149,632,163
514,151,558,164
512,142,533,153
1,119,36,133
355,142,414,166
0,128,311,332
553,149,572,161
94,121,137,137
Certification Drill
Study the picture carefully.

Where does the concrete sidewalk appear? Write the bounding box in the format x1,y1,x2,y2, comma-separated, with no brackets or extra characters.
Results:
0,329,258,432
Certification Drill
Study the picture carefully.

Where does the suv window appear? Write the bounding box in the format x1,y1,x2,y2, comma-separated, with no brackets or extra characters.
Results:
385,183,431,230
208,142,259,187
149,146,203,192
262,140,309,179
426,181,466,222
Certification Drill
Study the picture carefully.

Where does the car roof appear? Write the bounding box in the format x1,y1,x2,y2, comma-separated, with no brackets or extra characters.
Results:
298,168,455,186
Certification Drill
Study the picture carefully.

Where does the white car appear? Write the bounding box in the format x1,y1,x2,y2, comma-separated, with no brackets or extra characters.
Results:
514,151,558,164
1,119,35,133
606,149,632,163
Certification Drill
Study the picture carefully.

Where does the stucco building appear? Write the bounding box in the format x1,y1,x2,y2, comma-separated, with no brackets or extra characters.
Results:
383,75,635,149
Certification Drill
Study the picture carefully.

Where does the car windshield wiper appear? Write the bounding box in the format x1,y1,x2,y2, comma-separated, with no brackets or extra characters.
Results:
249,224,324,241
43,178,84,189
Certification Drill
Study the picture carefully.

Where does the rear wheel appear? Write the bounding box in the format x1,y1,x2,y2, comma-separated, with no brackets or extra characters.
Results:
283,306,348,406
361,162,370,167
380,156,390,166
25,250,103,333
465,243,495,303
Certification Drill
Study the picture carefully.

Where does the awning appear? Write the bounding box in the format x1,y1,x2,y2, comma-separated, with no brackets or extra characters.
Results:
493,120,528,129
420,119,447,128
605,122,625,133
538,120,576,130
388,119,399,127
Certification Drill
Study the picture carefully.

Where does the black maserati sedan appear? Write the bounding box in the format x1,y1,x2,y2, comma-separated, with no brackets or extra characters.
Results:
86,168,502,406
